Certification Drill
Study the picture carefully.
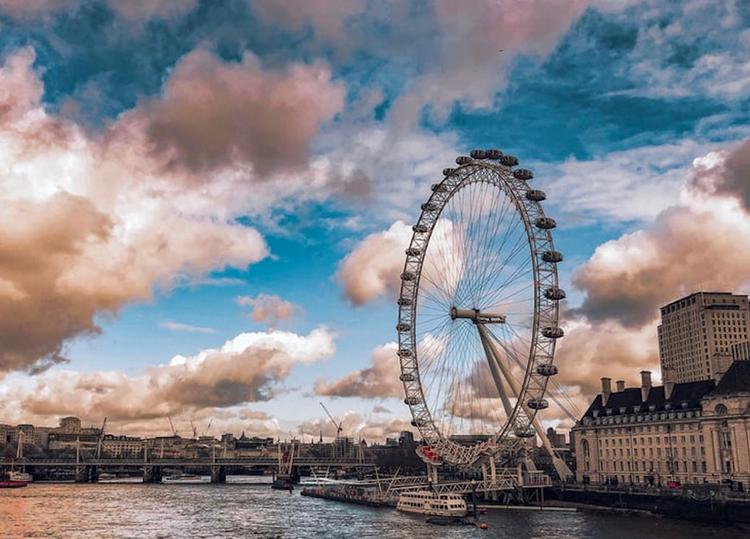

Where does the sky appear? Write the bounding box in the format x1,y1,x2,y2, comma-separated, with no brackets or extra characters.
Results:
0,0,749,442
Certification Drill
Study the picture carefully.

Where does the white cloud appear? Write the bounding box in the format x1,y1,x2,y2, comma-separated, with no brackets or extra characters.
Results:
160,321,217,334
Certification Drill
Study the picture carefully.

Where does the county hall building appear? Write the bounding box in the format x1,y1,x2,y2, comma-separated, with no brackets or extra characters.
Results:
572,291,750,489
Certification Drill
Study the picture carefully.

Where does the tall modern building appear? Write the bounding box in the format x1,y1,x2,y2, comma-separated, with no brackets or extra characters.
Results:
658,292,750,383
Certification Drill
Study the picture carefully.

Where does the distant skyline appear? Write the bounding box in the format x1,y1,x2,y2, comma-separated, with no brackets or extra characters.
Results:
0,0,749,440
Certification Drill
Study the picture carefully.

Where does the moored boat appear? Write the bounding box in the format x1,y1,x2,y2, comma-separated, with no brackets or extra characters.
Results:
397,490,468,517
8,471,32,482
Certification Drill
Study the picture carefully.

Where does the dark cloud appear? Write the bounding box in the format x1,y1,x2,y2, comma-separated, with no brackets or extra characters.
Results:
127,48,345,176
314,343,402,399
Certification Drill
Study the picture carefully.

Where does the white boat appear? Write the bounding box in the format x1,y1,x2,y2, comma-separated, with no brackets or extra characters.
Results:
9,471,32,482
163,474,209,484
397,490,468,517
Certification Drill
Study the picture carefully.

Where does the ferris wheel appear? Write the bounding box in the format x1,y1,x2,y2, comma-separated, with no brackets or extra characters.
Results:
396,149,564,468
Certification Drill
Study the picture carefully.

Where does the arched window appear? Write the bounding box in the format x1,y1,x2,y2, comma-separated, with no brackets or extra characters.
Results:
581,439,590,472
715,404,728,416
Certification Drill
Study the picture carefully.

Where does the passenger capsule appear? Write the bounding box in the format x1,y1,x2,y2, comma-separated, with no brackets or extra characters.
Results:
400,373,415,382
413,224,429,233
542,326,564,339
456,156,473,165
514,427,536,438
527,398,549,410
404,396,420,406
397,297,413,307
396,323,411,332
536,363,559,376
397,348,413,358
499,155,519,167
534,217,557,230
442,168,457,176
470,149,487,159
542,250,563,263
485,149,503,159
406,247,421,256
526,190,546,202
544,286,566,301
431,183,448,193
421,202,437,212
513,169,534,181
401,272,416,281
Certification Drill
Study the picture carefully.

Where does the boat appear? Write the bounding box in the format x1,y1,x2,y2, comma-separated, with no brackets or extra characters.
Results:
8,471,32,482
1,473,28,488
397,490,468,517
163,474,209,484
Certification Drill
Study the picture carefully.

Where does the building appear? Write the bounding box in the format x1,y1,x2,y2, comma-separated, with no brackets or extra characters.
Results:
732,340,750,362
102,435,143,457
658,292,750,383
398,430,415,445
572,363,750,488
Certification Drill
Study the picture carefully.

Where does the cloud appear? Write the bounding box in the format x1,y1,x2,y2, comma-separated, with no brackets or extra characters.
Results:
0,0,197,21
553,139,750,403
125,48,345,175
3,327,335,428
250,0,366,44
314,343,402,399
0,48,273,373
555,317,658,393
607,1,750,101
160,321,217,334
297,410,413,441
573,142,750,327
235,294,298,325
695,139,750,213
336,221,412,305
390,0,589,124
542,139,719,224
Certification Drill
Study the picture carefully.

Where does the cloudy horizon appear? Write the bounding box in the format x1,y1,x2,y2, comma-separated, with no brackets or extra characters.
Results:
1,0,749,442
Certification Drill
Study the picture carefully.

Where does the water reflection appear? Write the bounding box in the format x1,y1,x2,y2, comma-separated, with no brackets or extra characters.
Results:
1,483,747,538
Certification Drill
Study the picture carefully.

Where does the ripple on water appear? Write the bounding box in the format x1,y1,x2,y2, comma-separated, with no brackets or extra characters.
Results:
1,483,747,539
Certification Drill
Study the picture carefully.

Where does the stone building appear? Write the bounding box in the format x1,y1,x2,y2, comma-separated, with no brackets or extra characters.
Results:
658,292,750,383
572,362,750,488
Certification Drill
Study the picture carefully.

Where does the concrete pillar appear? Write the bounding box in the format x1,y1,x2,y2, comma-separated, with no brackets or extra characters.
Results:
74,466,90,483
210,466,227,484
143,465,162,483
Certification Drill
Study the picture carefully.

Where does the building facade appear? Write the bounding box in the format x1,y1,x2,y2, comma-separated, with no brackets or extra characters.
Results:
732,340,750,362
573,363,750,488
658,292,750,383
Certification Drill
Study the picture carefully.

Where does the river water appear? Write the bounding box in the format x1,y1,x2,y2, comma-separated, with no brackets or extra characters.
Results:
1,481,747,538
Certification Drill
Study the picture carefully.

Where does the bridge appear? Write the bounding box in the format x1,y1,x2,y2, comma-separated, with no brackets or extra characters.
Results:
4,455,376,484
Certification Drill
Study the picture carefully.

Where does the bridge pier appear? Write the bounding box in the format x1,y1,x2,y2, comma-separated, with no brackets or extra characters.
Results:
210,466,226,484
75,465,99,483
143,465,162,483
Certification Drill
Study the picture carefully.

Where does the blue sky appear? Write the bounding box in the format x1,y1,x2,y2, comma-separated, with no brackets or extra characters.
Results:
1,0,749,440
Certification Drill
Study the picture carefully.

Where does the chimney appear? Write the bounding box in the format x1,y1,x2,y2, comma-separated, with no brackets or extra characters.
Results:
640,370,652,402
601,377,612,406
664,380,675,400
616,380,625,392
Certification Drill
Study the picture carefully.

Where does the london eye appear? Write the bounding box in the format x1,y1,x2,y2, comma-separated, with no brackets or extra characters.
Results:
396,149,564,468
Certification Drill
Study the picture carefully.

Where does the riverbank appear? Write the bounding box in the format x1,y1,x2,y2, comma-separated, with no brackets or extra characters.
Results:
547,486,750,526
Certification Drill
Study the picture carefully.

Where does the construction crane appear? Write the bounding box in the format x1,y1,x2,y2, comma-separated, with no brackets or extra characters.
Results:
167,416,178,437
190,419,198,439
319,402,343,440
205,418,213,437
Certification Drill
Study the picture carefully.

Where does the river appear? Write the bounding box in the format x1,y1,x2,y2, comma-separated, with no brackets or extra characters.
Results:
1,481,747,538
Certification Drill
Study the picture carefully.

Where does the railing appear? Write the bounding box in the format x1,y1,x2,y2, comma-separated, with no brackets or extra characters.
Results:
4,457,376,467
